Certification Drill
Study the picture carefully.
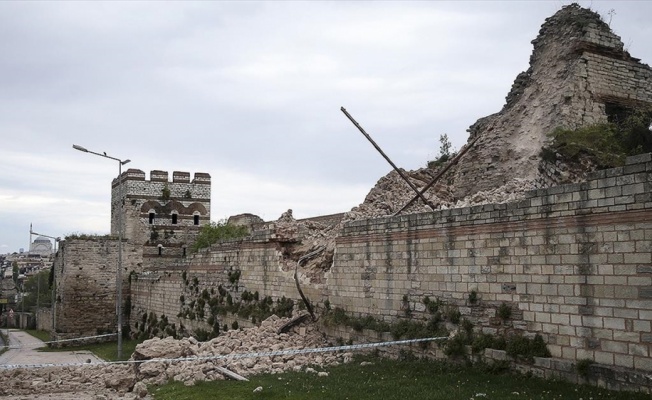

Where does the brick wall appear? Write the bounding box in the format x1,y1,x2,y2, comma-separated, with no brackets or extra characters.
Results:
131,154,651,377
331,153,652,371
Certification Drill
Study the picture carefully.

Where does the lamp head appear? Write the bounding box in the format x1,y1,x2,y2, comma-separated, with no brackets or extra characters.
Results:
121,159,131,165
72,144,88,152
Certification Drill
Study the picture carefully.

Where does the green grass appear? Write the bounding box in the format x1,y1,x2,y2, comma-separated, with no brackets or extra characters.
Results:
25,329,52,343
21,329,143,361
0,329,8,356
151,357,650,400
37,338,142,362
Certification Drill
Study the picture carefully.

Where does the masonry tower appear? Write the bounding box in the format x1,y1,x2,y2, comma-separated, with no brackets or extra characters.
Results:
111,169,211,268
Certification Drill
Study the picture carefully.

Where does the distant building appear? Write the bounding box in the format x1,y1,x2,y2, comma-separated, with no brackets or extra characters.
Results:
29,236,53,257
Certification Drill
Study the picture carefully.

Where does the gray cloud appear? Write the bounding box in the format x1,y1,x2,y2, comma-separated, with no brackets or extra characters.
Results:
1,1,650,252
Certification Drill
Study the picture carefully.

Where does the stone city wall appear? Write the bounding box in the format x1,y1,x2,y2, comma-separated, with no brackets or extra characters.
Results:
131,153,651,375
331,153,652,371
52,237,142,341
130,237,327,334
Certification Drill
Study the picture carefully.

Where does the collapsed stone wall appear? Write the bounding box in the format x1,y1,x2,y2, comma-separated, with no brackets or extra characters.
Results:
348,5,652,222
132,154,652,381
451,4,652,199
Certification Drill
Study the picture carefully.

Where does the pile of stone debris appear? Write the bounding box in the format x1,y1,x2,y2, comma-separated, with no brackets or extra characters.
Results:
270,166,542,279
0,315,351,399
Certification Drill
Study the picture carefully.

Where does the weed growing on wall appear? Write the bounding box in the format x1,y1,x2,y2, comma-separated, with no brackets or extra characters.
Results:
497,303,512,320
172,284,296,341
423,296,442,314
65,233,115,240
322,297,551,364
133,312,179,340
228,270,241,287
161,184,171,201
468,290,478,304
505,334,551,362
576,358,595,378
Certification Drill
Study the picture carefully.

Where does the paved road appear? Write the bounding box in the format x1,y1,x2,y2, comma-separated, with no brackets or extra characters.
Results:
0,329,104,367
0,330,151,399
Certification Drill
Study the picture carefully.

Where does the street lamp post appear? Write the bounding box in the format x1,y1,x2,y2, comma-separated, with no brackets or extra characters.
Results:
29,226,60,333
73,144,130,359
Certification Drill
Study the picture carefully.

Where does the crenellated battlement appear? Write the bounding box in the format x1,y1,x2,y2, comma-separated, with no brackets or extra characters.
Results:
110,168,212,248
112,169,210,188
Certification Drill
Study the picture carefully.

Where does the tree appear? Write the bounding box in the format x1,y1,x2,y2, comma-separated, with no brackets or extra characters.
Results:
427,134,457,168
11,261,18,285
18,270,52,311
438,133,452,161
191,220,249,251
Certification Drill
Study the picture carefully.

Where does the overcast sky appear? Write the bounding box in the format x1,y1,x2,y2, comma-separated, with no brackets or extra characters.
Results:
1,1,650,253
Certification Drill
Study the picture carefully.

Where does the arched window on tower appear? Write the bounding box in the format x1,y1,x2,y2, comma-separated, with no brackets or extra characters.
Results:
157,244,163,256
193,213,200,226
171,212,178,225
149,210,156,225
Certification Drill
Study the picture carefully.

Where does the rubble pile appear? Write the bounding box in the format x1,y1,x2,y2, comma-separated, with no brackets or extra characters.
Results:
132,314,351,387
0,316,350,398
0,363,137,399
272,165,543,276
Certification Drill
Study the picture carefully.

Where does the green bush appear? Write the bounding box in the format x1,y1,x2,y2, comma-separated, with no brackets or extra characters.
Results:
443,335,467,358
576,358,594,378
461,319,473,335
191,219,249,251
544,108,652,168
506,334,551,362
471,333,506,354
546,123,623,167
445,307,461,324
228,270,241,285
423,296,441,314
468,291,478,304
497,303,512,320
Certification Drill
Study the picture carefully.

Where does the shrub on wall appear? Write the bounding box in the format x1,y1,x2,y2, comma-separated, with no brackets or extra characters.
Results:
497,303,512,320
543,107,652,168
505,334,551,362
191,219,249,251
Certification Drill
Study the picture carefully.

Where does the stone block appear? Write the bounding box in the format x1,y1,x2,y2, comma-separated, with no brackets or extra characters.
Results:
629,343,649,356
626,153,651,165
583,316,603,328
594,351,615,365
634,356,652,371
